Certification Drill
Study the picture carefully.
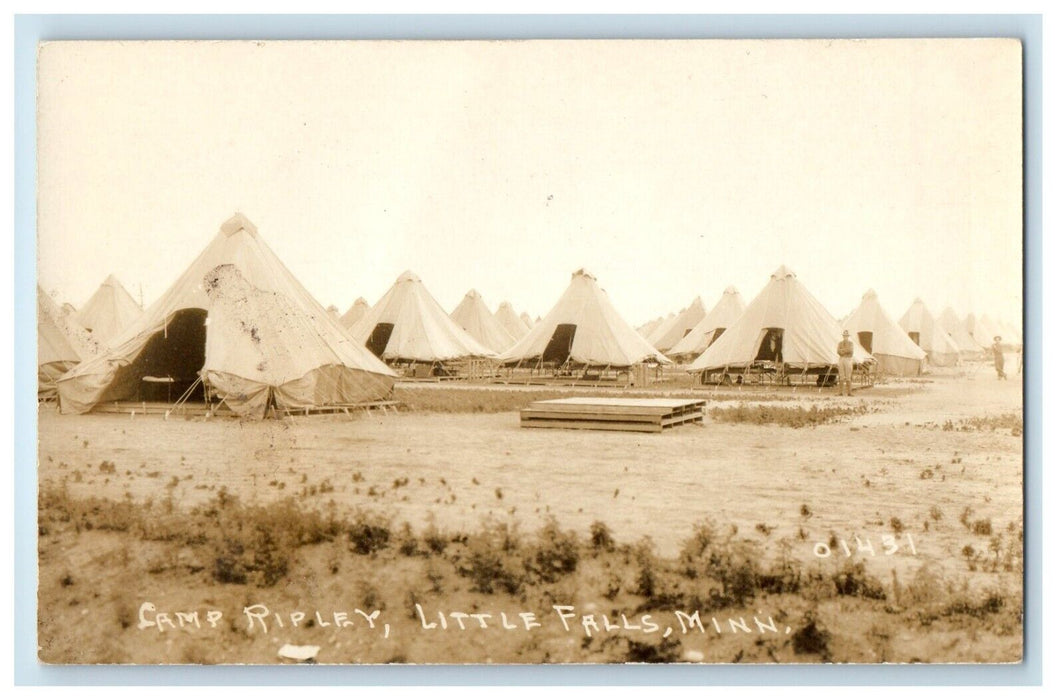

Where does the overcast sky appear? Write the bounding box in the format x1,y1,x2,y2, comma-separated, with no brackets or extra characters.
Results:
37,39,1023,329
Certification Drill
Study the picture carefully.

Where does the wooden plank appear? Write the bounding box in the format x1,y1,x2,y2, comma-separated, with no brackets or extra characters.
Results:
520,418,663,433
520,410,662,423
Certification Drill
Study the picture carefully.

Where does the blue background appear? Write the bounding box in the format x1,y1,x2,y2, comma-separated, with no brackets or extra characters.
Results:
13,13,1043,686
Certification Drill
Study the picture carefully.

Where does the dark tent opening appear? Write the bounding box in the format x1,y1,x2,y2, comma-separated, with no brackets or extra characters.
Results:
908,331,920,345
709,328,726,347
107,308,208,403
543,324,577,364
366,323,395,359
755,328,783,362
681,328,692,338
858,331,873,354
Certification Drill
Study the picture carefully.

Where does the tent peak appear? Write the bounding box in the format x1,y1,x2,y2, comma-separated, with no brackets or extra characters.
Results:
464,289,482,299
771,265,796,280
863,289,878,299
571,268,597,281
396,270,422,284
723,285,739,294
219,213,258,238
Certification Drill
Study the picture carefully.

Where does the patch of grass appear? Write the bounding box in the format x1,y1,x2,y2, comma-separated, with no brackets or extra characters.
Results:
707,402,871,428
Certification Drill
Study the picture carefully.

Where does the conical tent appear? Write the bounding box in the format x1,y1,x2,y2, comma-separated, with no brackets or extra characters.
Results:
519,311,534,330
57,214,397,415
646,296,707,352
939,307,983,354
496,268,669,368
667,286,747,358
451,290,517,354
636,316,664,338
349,270,495,363
1001,320,1023,347
898,298,960,367
841,289,926,376
326,305,341,320
495,302,530,340
75,274,142,345
38,288,97,399
979,314,1008,344
965,313,995,350
689,265,872,373
339,297,370,329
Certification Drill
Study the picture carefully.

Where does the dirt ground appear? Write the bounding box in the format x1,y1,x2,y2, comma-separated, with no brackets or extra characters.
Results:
36,359,1025,664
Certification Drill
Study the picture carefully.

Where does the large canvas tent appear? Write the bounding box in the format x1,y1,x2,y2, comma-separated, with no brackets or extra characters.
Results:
38,287,97,400
689,265,872,377
496,268,669,368
450,289,518,353
74,274,142,345
964,313,995,350
646,296,707,353
939,307,984,355
56,214,397,416
495,301,530,340
348,270,495,364
339,297,370,328
636,316,665,338
667,286,747,359
841,289,926,376
898,298,960,367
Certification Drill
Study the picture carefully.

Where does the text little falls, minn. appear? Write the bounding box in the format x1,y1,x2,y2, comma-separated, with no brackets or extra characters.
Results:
136,601,794,641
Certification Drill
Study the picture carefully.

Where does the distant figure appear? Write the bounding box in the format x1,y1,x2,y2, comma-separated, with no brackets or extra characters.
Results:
837,330,854,396
992,336,1007,380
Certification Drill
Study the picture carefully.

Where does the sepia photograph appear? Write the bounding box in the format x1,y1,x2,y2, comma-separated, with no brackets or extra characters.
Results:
33,36,1025,667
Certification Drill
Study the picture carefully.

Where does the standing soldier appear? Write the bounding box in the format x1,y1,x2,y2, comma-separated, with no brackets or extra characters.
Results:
837,330,854,396
992,335,1007,380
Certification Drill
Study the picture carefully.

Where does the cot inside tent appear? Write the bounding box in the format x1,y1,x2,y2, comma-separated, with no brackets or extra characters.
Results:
841,289,926,376
348,270,495,365
56,214,397,416
667,286,747,359
689,265,872,375
496,268,669,368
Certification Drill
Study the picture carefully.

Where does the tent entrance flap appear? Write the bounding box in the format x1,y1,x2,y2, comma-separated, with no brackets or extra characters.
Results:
858,331,873,354
366,323,395,359
543,324,577,364
113,308,207,403
908,331,920,345
709,328,726,347
755,328,783,362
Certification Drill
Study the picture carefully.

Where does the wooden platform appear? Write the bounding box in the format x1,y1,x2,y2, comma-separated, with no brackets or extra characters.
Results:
519,397,706,433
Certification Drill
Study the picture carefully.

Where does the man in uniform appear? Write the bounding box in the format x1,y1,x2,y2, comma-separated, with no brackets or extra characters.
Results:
992,335,1007,380
837,330,854,396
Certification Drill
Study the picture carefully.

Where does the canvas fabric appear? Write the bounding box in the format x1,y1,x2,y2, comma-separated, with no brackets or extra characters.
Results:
57,214,396,414
496,268,670,367
450,290,518,353
74,274,143,345
667,287,747,357
689,266,872,372
841,289,926,376
348,270,495,363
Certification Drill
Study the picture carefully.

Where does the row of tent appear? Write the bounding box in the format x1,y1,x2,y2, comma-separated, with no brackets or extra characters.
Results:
39,214,1020,418
639,281,1020,373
